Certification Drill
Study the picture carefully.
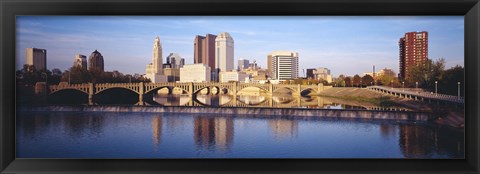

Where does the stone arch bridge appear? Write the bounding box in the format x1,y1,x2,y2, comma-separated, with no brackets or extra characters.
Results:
48,82,330,105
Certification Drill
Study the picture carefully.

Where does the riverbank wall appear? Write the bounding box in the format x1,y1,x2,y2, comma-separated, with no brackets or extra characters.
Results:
19,105,434,122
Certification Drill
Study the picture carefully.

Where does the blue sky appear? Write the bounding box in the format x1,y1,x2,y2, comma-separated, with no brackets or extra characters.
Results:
16,16,464,77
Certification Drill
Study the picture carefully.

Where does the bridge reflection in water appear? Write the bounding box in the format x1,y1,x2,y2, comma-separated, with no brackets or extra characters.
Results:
151,94,408,111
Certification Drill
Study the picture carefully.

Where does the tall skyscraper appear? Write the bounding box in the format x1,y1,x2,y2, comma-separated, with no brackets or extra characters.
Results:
194,34,217,69
399,31,428,80
267,51,299,80
237,59,249,71
146,36,167,83
88,49,104,72
26,48,47,70
215,32,234,72
73,54,87,71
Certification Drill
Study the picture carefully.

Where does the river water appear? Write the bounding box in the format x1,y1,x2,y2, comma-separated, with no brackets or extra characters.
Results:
16,110,464,158
16,94,464,158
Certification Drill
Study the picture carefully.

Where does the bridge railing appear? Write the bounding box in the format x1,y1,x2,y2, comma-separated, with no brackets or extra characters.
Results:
367,86,464,103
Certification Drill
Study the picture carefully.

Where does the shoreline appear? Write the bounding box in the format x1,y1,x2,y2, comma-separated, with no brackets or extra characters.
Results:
18,105,434,122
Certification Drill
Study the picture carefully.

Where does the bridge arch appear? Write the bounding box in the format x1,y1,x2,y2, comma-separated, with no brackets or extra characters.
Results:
237,85,269,93
50,88,89,95
144,85,189,95
193,85,223,95
95,87,140,95
94,87,140,105
237,86,269,95
48,89,89,104
300,88,318,96
273,86,298,94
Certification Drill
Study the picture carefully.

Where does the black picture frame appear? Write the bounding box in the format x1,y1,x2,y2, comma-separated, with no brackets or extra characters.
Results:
1,0,479,173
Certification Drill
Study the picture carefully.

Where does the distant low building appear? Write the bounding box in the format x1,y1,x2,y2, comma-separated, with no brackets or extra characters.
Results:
180,64,211,82
166,53,185,69
307,67,332,83
306,69,315,79
219,71,250,83
242,68,267,81
164,68,180,82
364,68,396,80
238,59,249,71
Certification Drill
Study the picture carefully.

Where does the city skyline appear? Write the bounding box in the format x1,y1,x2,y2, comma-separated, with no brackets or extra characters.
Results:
16,16,464,76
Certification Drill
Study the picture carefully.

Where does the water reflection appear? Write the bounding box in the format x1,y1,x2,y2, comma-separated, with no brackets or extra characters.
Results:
151,94,408,111
268,119,298,141
16,111,464,158
152,116,163,147
398,124,464,158
193,116,234,151
238,95,266,105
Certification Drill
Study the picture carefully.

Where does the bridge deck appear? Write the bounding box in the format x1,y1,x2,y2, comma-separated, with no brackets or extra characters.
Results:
367,86,464,104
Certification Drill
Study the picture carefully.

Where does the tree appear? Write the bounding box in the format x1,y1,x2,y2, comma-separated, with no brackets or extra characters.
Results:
352,74,361,87
344,77,352,87
407,58,446,91
361,75,374,86
16,64,53,86
439,65,464,96
62,66,91,84
380,75,396,86
334,77,345,87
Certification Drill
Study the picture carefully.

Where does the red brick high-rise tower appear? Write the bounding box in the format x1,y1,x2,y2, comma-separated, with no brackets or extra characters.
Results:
399,31,428,80
194,34,217,70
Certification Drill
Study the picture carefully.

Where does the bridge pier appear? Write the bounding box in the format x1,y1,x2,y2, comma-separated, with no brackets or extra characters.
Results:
296,84,301,97
138,82,144,106
269,97,273,107
88,83,95,105
233,82,238,106
268,83,273,96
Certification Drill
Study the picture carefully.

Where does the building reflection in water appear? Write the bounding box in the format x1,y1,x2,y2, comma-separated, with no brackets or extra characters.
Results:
272,95,294,104
398,124,464,158
268,119,298,141
380,124,397,140
399,124,435,158
193,116,234,151
152,115,163,149
153,94,190,106
18,112,107,140
218,95,233,105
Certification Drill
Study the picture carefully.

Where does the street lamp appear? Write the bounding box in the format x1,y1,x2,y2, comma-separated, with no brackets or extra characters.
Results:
402,81,404,91
435,81,438,96
391,80,393,89
415,82,418,89
457,82,461,99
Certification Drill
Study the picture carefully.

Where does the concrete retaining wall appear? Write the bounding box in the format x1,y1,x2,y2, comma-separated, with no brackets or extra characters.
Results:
19,105,433,122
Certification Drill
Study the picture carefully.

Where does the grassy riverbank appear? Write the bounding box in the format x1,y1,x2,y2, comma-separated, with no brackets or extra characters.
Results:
318,87,464,129
320,95,398,108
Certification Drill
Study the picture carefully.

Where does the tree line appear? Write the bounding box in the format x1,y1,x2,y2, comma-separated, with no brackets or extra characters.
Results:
16,64,151,86
332,58,463,96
